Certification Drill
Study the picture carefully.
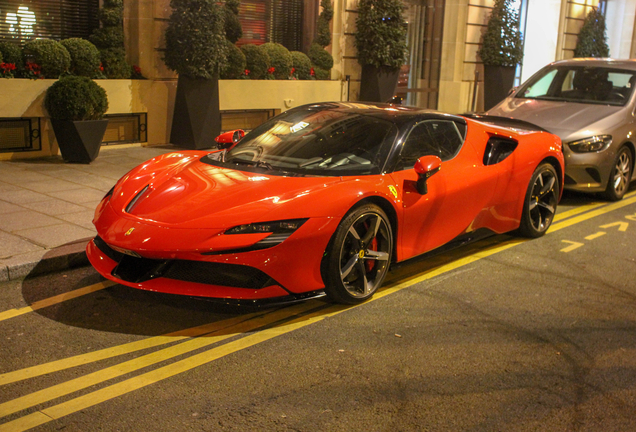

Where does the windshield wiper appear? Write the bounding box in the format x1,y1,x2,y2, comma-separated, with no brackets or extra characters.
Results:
228,159,273,170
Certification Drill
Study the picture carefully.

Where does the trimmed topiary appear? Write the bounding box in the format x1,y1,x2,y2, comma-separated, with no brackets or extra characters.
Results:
220,41,246,79
61,38,102,78
99,6,124,27
574,8,609,58
314,67,330,80
100,47,131,79
90,26,124,49
315,0,333,47
224,0,243,44
291,51,311,79
45,76,108,121
261,42,292,79
165,0,227,79
308,43,333,70
23,39,70,79
241,44,270,79
478,0,523,66
355,0,407,69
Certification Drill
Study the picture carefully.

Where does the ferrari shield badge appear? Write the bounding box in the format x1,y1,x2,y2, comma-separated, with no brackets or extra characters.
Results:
125,227,135,236
388,185,398,199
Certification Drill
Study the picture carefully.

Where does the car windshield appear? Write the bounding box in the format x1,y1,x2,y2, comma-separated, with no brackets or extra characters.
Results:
206,105,396,176
515,65,636,106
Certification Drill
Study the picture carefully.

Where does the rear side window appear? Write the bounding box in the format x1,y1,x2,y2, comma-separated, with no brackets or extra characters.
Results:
396,120,465,170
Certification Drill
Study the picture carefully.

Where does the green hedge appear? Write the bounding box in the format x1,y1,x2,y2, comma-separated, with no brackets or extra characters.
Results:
45,76,108,121
308,43,333,70
220,41,246,79
61,38,101,77
261,42,292,79
100,47,130,79
23,39,70,79
291,51,311,80
241,44,270,79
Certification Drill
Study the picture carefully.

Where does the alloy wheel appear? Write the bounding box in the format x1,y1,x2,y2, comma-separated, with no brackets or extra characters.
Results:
611,150,631,197
338,212,391,299
528,169,558,233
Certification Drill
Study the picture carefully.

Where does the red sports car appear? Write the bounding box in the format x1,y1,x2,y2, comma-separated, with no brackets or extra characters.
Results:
87,103,564,305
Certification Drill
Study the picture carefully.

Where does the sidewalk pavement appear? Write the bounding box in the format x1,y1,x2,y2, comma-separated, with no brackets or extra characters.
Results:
0,144,178,282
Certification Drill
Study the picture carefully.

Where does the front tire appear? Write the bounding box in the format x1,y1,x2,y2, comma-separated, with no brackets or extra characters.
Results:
602,146,632,201
324,204,393,304
518,163,559,238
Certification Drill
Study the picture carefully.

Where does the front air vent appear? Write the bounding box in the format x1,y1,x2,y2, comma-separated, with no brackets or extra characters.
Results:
125,185,150,213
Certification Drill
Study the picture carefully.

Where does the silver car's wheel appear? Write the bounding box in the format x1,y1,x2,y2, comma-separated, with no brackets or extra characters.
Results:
324,204,392,304
603,147,632,201
519,163,559,238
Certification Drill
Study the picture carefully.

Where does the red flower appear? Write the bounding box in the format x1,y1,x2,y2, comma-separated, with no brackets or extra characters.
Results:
310,68,315,76
133,65,141,74
99,62,104,72
244,69,250,75
268,67,275,74
290,67,296,75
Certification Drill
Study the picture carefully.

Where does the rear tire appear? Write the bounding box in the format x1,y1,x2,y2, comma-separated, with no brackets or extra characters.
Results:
602,146,632,201
324,204,393,304
518,163,559,238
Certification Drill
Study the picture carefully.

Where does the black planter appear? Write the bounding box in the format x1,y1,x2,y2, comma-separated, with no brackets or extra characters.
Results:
170,75,221,150
51,119,108,164
483,65,516,111
359,65,401,103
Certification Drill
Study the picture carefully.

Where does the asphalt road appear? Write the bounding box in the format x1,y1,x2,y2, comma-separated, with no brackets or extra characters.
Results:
1,189,636,432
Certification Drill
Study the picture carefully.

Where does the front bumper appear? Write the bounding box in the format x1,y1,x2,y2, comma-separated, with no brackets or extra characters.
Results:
562,144,616,192
87,214,340,300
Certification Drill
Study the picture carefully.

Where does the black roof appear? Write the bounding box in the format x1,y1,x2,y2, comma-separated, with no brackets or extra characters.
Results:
294,102,467,127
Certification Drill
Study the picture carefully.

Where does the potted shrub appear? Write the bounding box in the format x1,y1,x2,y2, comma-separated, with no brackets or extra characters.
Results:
308,0,334,81
223,0,243,44
355,0,407,102
477,0,524,110
574,9,609,58
45,76,109,164
308,43,333,80
164,0,226,149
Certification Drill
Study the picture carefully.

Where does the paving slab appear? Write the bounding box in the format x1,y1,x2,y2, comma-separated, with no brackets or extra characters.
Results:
0,143,179,282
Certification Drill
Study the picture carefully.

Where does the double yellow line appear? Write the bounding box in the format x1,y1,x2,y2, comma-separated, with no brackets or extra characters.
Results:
0,191,634,431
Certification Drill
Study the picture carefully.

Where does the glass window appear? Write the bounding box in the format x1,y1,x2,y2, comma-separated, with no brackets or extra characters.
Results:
206,106,397,177
0,0,99,44
517,66,636,106
397,120,464,170
237,0,307,52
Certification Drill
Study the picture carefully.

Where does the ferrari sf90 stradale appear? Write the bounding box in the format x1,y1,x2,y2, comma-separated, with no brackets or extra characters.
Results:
88,102,564,304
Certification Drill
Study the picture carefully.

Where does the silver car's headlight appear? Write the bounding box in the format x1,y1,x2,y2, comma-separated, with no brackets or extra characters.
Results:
567,135,612,153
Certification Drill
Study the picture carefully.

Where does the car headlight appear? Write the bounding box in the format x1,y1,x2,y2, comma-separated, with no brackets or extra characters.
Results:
567,135,612,153
225,219,308,235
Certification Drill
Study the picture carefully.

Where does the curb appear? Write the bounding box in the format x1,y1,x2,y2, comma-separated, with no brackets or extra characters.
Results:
0,237,91,282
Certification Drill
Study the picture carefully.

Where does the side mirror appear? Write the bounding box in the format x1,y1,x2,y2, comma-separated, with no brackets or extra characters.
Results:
414,155,442,194
215,129,245,150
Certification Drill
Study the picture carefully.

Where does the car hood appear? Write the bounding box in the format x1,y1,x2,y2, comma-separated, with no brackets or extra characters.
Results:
487,98,624,137
111,158,343,228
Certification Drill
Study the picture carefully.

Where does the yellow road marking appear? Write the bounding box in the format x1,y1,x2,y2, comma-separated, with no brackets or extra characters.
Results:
0,301,323,418
585,232,606,240
560,240,584,253
548,194,636,233
0,281,116,322
553,201,604,222
0,310,271,386
600,221,629,232
1,190,636,431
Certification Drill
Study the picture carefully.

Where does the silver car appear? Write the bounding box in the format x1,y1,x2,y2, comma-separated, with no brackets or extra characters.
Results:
487,58,635,200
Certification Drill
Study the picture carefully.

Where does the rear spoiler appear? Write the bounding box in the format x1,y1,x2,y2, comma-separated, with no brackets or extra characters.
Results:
461,114,550,133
